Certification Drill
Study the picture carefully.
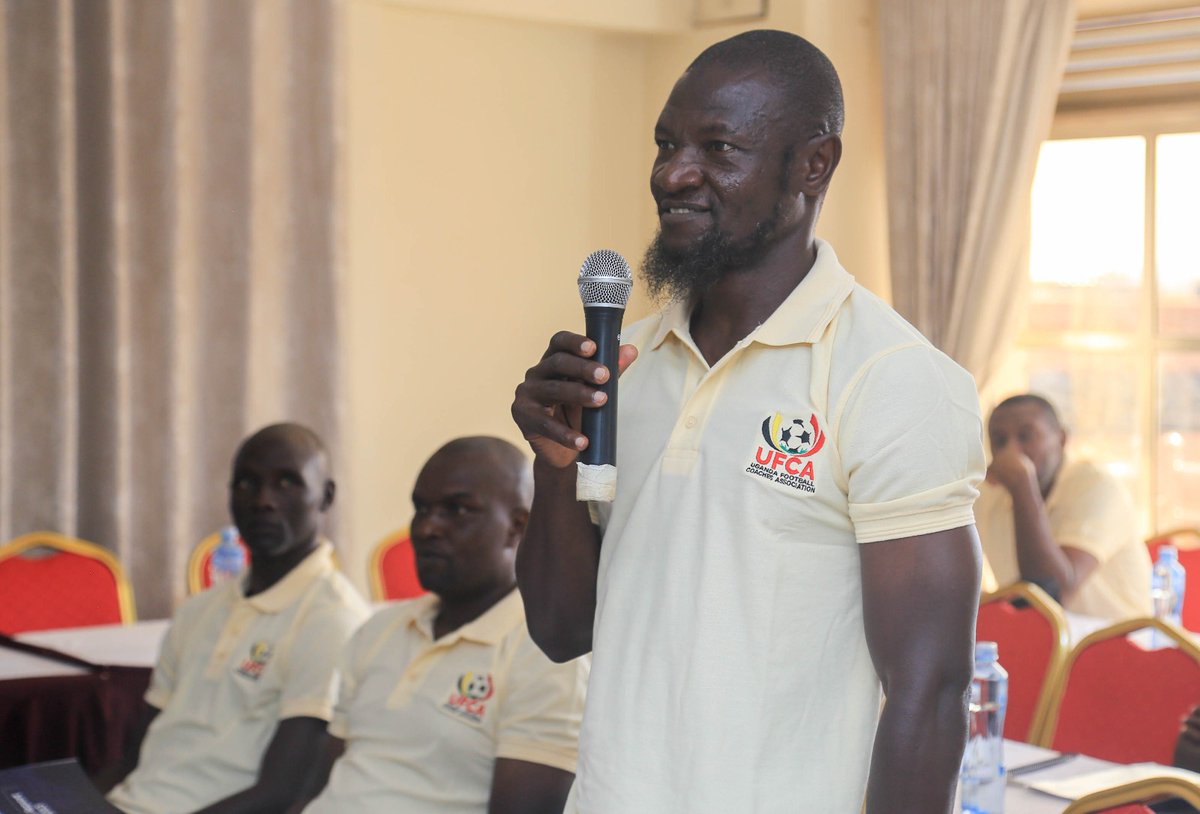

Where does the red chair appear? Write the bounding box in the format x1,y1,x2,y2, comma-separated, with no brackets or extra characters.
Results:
187,530,252,594
1041,617,1200,765
1146,528,1200,632
976,581,1069,743
369,529,426,601
0,531,136,634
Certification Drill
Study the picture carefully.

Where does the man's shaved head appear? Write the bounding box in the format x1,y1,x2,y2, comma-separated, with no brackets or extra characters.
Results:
687,29,844,138
430,436,533,511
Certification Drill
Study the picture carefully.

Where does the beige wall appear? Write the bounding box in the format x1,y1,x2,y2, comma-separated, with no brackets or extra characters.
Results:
340,0,889,591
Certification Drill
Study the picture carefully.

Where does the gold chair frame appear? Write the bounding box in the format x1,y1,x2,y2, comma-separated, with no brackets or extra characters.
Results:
0,530,136,624
1062,774,1200,813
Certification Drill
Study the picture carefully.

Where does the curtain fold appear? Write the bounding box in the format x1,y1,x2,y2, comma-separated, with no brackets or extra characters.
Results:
0,0,341,618
879,0,1076,390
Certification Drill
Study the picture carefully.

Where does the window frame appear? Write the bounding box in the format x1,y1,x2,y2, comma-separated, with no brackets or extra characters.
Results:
1018,102,1200,534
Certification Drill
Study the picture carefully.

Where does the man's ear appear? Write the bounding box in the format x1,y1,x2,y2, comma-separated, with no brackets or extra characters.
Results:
321,480,336,512
794,133,842,198
507,507,530,550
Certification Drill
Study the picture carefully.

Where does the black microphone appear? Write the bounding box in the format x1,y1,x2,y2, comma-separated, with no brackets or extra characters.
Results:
576,249,633,502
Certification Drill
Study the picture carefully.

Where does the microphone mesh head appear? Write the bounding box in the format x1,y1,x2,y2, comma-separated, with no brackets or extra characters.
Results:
578,249,633,308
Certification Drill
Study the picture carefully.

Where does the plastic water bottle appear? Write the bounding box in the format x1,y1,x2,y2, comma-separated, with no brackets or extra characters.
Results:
961,641,1008,814
1152,544,1187,627
210,525,247,586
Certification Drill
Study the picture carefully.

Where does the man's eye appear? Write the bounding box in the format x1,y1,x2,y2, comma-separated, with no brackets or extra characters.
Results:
710,141,734,153
232,477,254,491
279,475,302,487
655,138,674,151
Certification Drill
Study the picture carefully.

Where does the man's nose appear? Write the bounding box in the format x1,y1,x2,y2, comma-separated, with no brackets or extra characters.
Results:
655,149,703,193
411,510,444,538
251,484,279,510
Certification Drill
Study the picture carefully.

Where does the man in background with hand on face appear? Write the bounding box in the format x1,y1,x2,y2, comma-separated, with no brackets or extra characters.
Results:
975,394,1151,620
294,437,587,814
97,423,370,814
512,30,986,813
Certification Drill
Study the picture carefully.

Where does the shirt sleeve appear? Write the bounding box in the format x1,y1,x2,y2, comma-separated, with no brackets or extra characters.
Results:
327,619,373,739
278,602,367,721
837,344,986,544
144,612,186,709
495,633,589,773
1050,464,1137,564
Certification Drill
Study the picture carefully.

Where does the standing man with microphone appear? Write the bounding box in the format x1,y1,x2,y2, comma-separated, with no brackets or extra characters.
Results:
512,30,986,813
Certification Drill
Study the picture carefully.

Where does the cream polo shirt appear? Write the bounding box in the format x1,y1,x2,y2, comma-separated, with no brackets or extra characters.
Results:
976,460,1152,620
108,543,370,814
303,590,587,814
568,240,985,814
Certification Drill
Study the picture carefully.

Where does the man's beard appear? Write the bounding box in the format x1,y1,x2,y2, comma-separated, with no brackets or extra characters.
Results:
640,201,786,305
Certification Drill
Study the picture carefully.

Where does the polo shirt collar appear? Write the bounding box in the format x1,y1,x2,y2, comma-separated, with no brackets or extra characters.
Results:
647,239,855,351
241,540,334,613
409,588,524,646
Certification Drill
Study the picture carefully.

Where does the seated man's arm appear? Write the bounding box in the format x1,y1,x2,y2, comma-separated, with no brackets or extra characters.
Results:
92,702,159,793
988,447,1097,601
283,734,344,814
192,716,329,814
488,759,575,814
861,526,981,814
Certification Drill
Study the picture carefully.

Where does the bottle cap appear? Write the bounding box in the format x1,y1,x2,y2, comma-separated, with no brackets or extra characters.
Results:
975,641,999,662
1158,544,1178,562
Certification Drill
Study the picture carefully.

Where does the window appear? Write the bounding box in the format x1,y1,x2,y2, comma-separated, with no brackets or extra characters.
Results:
994,130,1200,535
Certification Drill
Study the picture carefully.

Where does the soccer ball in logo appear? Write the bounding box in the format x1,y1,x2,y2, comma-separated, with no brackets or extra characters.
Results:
458,672,494,700
779,418,813,454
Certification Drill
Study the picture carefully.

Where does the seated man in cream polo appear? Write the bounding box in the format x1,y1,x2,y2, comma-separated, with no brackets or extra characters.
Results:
295,437,588,814
976,394,1151,620
97,423,370,813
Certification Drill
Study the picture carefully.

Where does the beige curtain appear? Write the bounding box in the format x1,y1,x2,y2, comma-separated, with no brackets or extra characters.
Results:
0,0,342,618
879,0,1075,389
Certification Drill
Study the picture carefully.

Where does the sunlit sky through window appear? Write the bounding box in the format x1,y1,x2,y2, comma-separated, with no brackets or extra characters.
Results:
1031,134,1200,295
1157,133,1200,296
1030,137,1144,288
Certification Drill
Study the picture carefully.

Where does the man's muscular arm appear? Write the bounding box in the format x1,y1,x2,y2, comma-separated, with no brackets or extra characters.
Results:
861,526,981,814
511,331,637,662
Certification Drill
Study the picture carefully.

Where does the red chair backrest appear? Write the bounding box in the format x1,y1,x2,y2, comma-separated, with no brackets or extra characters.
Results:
1101,806,1154,814
1147,537,1200,632
374,533,426,601
977,598,1057,742
976,583,1068,743
1048,622,1200,765
0,540,129,634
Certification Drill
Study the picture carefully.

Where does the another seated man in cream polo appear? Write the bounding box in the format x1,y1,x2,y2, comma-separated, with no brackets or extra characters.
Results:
294,437,588,814
97,423,370,813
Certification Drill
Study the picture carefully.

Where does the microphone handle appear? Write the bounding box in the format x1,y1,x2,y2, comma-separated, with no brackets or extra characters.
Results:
580,306,623,467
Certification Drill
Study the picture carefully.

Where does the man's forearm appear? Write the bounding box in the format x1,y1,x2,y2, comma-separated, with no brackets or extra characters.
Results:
516,460,601,662
864,684,969,813
1008,479,1075,596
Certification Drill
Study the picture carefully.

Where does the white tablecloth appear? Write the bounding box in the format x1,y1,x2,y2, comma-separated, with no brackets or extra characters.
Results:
1,619,168,680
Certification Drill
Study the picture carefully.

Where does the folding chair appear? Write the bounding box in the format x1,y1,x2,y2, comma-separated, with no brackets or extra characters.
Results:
976,581,1070,743
1040,617,1200,765
1062,774,1200,813
368,528,426,601
0,531,136,634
